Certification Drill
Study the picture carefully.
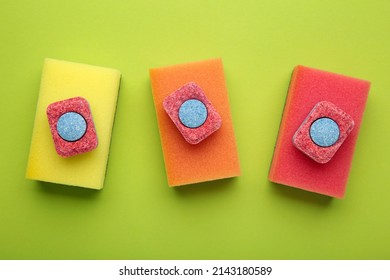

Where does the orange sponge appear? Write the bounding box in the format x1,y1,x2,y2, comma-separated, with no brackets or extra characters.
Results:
269,66,370,198
150,58,240,186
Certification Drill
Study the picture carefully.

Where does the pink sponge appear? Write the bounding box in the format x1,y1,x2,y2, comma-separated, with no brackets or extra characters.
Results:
269,66,370,198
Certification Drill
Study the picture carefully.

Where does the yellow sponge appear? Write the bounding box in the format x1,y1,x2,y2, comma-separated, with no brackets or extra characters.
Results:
26,58,121,189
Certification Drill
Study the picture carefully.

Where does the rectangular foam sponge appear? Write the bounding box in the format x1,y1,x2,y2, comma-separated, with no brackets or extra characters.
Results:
269,66,370,198
26,58,121,189
150,58,240,186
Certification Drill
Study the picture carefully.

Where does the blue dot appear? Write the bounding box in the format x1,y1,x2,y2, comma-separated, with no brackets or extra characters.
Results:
56,112,87,142
310,117,340,147
179,99,208,128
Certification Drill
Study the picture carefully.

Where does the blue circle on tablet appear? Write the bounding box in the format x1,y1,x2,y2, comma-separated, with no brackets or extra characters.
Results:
57,112,87,142
179,99,208,128
310,117,340,147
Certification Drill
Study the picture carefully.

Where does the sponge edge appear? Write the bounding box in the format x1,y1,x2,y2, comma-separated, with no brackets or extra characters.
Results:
26,58,121,189
268,65,370,198
150,58,240,187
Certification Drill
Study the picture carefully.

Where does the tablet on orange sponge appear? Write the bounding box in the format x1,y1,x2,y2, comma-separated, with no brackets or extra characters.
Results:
269,66,370,198
26,58,121,190
150,58,240,187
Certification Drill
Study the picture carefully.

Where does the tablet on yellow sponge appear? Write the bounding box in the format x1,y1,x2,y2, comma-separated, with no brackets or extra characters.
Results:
26,58,121,189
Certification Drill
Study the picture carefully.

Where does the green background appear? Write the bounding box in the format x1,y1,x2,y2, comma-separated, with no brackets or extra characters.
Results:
1,0,389,259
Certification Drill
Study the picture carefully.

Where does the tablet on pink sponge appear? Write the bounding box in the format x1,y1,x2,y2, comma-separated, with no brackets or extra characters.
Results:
269,66,370,198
